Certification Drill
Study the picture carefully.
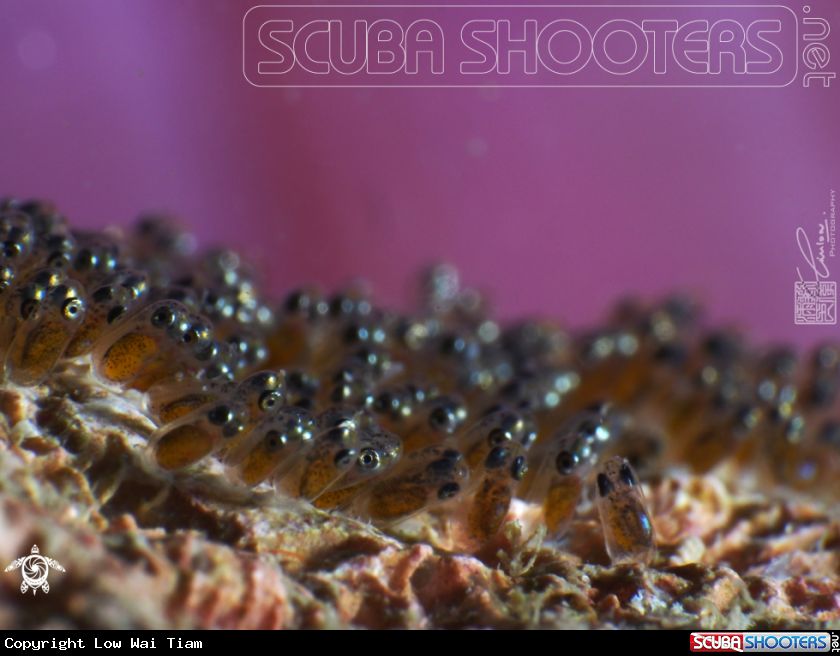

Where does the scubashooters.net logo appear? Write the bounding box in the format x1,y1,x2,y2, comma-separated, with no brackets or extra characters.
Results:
690,632,836,652
243,4,834,87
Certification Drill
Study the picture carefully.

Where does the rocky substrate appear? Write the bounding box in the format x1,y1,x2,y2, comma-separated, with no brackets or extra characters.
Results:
1,375,839,629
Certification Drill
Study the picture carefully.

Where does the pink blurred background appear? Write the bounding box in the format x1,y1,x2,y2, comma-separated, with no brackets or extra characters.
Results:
1,0,838,349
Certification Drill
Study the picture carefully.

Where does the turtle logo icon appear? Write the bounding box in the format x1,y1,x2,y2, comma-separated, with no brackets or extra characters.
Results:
4,545,66,595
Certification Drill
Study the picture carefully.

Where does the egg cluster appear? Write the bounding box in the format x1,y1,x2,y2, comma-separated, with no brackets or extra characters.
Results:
2,198,838,565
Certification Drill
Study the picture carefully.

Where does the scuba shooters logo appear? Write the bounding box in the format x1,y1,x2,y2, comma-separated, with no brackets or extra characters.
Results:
242,4,813,87
4,544,66,595
690,632,835,653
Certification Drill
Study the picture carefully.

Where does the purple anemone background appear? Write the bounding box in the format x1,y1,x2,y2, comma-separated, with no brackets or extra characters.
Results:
1,0,839,350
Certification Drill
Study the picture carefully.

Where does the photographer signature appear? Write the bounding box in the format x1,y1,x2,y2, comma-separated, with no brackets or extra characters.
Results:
797,223,831,283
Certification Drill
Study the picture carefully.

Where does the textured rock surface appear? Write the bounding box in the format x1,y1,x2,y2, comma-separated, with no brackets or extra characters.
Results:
1,374,839,629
